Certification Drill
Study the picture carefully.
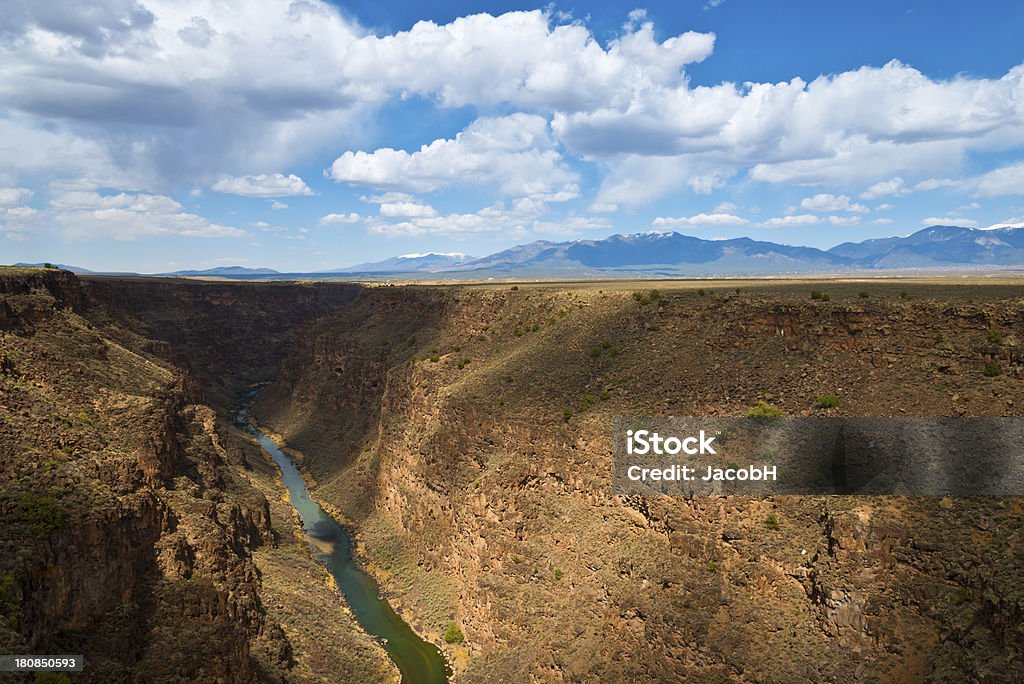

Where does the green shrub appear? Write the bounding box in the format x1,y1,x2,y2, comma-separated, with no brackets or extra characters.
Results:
650,289,661,300
578,395,597,411
814,394,841,409
984,359,1002,377
987,328,1003,345
429,354,440,363
562,408,573,423
734,288,741,295
444,622,465,644
510,285,518,291
588,347,601,358
810,290,823,300
513,328,523,337
20,494,63,537
746,401,784,421
698,288,706,296
821,293,831,302
899,290,909,300
858,291,870,298
706,560,719,573
764,514,781,530
553,568,563,580
456,357,471,369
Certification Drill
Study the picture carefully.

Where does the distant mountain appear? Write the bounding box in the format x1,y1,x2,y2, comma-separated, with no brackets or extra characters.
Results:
328,252,472,274
163,266,281,277
17,225,1024,280
450,232,852,275
15,262,98,275
829,225,1024,268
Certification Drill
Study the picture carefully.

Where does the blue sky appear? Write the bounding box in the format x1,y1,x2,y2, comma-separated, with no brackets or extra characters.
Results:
1,0,1023,272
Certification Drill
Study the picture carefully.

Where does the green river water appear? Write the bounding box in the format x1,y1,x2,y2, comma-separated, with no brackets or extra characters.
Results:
238,406,450,683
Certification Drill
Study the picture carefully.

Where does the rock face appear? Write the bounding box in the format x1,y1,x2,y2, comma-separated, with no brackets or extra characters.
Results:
254,281,1024,682
0,268,387,682
0,268,279,680
82,276,360,409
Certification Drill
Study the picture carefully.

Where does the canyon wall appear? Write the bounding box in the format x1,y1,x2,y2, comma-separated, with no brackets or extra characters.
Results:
4,268,1023,682
0,268,391,682
254,281,1024,681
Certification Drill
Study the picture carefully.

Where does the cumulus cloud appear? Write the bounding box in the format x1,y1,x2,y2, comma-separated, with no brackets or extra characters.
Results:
762,214,821,227
652,213,748,227
827,215,861,226
914,177,960,191
47,191,245,239
339,10,714,110
379,202,438,218
860,177,910,200
319,212,361,224
800,193,869,213
557,61,1024,188
212,173,314,197
974,163,1024,197
922,216,978,227
328,114,577,197
0,188,34,206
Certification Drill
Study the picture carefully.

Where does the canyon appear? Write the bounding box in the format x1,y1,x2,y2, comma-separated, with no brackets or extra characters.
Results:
2,267,1023,681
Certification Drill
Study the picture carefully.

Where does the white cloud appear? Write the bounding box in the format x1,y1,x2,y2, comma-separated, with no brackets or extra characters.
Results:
870,218,894,225
47,191,245,240
876,203,894,211
589,202,618,213
319,212,361,224
0,188,33,206
360,192,414,204
594,156,736,206
859,177,910,200
328,114,577,197
0,187,36,224
379,202,438,218
827,215,861,226
270,200,288,210
339,11,714,110
974,163,1024,197
212,173,314,197
652,213,748,227
762,214,821,226
921,216,978,227
800,193,869,213
558,60,1024,189
914,177,960,191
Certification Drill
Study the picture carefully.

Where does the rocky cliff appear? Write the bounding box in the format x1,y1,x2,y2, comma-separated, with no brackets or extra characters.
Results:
0,268,390,682
254,281,1024,682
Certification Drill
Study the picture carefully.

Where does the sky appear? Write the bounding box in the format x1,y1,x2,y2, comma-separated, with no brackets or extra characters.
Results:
1,0,1023,272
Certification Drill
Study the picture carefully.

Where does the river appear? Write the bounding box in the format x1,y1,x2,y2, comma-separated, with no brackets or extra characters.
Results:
237,406,450,683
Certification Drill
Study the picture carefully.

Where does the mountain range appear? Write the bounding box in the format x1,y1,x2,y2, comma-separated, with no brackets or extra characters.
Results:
325,224,1024,276
16,225,1024,279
